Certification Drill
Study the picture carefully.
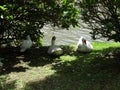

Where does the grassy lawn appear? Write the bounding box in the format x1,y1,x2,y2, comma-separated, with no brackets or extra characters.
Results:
0,42,120,90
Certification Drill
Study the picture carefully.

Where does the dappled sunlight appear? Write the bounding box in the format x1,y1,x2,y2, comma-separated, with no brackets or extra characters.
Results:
24,74,85,90
52,46,120,75
0,42,120,90
48,45,120,90
1,64,56,90
59,55,78,62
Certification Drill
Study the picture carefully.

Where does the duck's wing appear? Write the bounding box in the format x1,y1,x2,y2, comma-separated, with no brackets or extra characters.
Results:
77,44,87,51
86,41,93,49
20,40,26,48
20,40,30,52
77,37,83,46
48,45,63,54
48,46,53,54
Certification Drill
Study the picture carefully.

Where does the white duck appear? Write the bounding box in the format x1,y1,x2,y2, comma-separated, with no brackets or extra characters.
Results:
48,36,63,55
20,35,32,52
77,36,93,53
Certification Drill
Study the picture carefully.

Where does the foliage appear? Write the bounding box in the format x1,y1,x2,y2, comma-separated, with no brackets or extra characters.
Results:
79,0,120,42
0,0,79,46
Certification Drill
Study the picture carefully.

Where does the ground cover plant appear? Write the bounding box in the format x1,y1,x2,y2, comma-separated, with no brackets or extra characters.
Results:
0,42,120,90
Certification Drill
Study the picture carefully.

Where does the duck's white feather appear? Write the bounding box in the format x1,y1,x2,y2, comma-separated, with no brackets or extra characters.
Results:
77,37,93,53
48,36,63,55
20,35,32,52
48,45,62,54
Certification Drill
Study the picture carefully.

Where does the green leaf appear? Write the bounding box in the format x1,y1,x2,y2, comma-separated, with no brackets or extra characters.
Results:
62,11,68,17
0,5,7,11
6,15,14,20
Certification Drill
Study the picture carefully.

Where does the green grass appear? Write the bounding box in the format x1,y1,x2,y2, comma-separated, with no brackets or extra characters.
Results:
0,42,120,90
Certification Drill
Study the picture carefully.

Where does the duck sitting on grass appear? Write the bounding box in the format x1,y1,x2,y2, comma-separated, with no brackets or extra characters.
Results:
20,35,32,52
48,36,63,56
77,36,93,53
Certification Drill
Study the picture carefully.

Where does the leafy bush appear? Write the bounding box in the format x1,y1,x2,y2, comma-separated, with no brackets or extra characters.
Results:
0,0,79,46
79,0,120,42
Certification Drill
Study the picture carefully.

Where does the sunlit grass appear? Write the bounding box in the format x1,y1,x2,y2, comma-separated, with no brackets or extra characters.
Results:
0,42,120,90
92,42,120,50
59,55,77,62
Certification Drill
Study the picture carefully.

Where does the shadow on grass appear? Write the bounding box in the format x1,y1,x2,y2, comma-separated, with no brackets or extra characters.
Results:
23,47,58,67
0,75,26,90
0,79,16,90
24,46,120,90
0,46,57,74
1,45,120,90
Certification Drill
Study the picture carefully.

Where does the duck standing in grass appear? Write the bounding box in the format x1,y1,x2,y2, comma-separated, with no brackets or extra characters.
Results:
20,35,32,52
48,36,63,55
77,36,93,53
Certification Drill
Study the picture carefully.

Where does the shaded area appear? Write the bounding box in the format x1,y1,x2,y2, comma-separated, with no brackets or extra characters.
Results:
24,46,120,90
0,79,16,90
0,44,120,90
0,46,56,74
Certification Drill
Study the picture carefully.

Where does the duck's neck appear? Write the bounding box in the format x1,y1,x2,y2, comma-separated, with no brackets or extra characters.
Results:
51,40,55,46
